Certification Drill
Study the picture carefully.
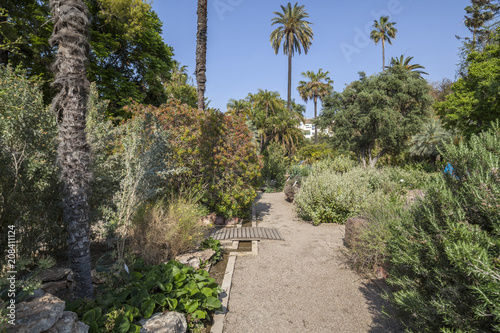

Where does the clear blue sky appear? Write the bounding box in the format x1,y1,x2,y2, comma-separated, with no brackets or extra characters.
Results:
152,0,471,119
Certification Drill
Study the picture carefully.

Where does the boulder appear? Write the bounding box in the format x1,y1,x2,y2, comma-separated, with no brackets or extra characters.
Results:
174,249,215,269
214,215,226,226
225,217,239,226
139,312,187,333
344,217,369,248
46,311,89,333
10,294,65,333
41,281,69,295
38,268,72,282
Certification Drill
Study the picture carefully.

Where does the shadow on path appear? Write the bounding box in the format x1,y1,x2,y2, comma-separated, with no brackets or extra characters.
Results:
359,281,404,333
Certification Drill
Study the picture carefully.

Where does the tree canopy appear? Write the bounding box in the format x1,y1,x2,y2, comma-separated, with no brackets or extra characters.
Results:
435,35,500,136
319,67,434,167
0,0,174,118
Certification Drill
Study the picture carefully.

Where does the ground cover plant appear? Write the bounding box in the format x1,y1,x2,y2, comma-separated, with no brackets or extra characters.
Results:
67,260,222,332
386,122,500,332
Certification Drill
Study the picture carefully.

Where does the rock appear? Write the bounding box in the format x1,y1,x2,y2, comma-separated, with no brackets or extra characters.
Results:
374,266,389,280
66,272,73,282
25,288,45,302
214,215,226,226
139,312,187,333
344,217,369,248
10,294,65,333
46,311,89,333
38,268,72,282
174,249,215,269
41,281,69,295
225,217,239,226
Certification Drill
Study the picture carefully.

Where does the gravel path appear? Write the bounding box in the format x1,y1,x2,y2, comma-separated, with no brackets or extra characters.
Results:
223,192,402,333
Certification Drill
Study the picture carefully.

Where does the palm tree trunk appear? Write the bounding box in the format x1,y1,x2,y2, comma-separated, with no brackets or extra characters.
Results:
49,0,93,299
196,0,207,113
382,38,385,71
313,96,318,144
287,39,292,113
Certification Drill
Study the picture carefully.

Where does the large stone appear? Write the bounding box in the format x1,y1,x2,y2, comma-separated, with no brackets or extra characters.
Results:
174,249,215,269
41,281,69,295
10,294,65,333
38,268,72,282
46,311,89,333
344,217,369,249
139,312,187,333
225,217,239,226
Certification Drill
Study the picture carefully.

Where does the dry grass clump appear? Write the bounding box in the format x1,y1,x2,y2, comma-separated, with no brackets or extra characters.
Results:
130,196,209,265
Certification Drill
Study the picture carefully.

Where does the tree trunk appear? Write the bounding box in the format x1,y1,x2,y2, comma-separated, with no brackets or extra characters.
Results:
369,149,386,168
382,38,385,71
313,95,318,144
196,0,207,113
287,38,292,113
49,0,93,299
360,148,366,168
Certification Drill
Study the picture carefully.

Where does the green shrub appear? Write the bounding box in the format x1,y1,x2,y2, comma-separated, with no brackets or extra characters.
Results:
67,260,222,332
296,143,335,163
295,167,373,225
287,163,312,179
386,122,500,332
345,196,406,275
309,155,357,174
262,142,288,190
130,195,209,266
127,101,262,218
0,66,63,259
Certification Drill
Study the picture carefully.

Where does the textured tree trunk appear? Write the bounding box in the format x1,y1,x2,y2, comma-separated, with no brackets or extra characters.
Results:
287,41,292,113
196,0,207,113
313,95,318,144
49,0,93,299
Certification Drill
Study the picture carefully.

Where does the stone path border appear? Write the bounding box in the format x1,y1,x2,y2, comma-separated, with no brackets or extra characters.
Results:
210,202,258,333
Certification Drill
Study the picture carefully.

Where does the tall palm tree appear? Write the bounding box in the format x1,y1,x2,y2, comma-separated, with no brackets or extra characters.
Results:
226,98,250,118
370,16,397,71
196,0,207,112
49,0,93,298
297,68,333,143
270,2,313,112
388,55,428,75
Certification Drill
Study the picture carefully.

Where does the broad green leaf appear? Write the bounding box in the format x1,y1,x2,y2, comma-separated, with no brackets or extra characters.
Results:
82,309,96,323
141,299,156,319
154,293,167,306
192,310,207,320
89,321,99,333
201,287,213,297
167,298,178,310
115,315,131,333
127,324,141,333
205,296,222,310
186,300,199,313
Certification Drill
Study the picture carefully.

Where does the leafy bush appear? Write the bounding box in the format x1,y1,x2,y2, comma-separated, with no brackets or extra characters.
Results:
200,237,223,264
126,101,262,218
295,167,373,225
296,143,335,163
262,142,288,190
67,260,222,332
386,123,500,332
0,66,63,259
311,155,357,174
345,197,406,275
130,195,208,265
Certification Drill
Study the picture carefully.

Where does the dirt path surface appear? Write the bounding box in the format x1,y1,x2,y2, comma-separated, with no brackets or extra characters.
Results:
223,192,402,333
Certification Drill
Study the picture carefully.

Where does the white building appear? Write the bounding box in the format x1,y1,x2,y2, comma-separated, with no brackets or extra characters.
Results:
299,119,332,140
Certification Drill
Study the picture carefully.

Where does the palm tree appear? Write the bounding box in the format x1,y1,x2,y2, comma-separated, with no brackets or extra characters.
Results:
226,98,250,118
196,0,207,112
297,69,333,143
388,55,428,75
410,119,452,161
370,16,397,71
49,0,93,298
270,2,313,112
